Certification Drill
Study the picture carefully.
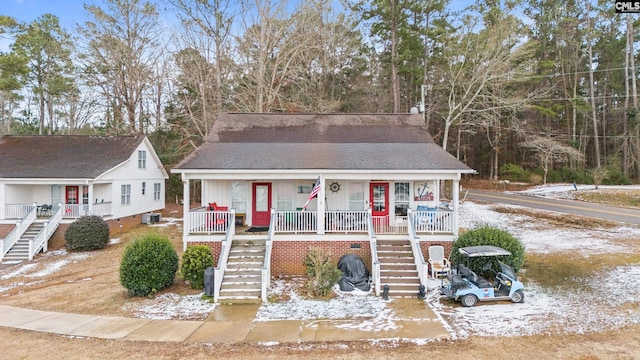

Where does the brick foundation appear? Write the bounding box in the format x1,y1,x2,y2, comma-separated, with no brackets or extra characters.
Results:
188,241,223,263
46,214,149,251
271,240,371,276
182,239,456,277
419,241,454,264
0,223,16,239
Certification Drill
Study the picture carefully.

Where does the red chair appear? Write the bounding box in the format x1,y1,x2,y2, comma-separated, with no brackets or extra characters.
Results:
208,202,228,227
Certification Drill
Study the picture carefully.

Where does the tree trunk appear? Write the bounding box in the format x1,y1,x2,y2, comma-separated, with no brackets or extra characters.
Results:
587,8,600,168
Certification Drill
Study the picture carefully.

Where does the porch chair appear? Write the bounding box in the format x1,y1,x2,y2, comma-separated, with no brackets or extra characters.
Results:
428,245,451,278
207,202,228,226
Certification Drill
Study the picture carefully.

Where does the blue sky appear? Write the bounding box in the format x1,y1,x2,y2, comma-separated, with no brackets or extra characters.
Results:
3,0,91,31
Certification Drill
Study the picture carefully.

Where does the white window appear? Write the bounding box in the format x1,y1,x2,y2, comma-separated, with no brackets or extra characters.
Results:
142,182,146,195
395,182,410,216
276,182,293,210
154,183,161,201
349,182,365,210
231,182,247,213
121,184,131,205
138,150,146,169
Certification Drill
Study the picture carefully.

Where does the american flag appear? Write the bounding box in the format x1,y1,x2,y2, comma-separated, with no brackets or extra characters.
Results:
302,177,321,211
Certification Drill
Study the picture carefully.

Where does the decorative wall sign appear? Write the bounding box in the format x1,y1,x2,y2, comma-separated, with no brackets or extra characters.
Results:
414,181,434,201
329,182,341,193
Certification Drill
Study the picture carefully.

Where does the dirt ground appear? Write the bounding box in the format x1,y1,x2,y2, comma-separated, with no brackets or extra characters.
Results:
2,189,640,359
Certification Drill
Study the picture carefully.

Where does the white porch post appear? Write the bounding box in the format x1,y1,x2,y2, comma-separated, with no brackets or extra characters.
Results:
452,179,460,236
182,177,190,251
317,176,326,235
87,184,94,215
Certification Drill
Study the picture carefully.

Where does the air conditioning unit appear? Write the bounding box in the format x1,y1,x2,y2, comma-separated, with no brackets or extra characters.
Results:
141,214,151,224
150,213,161,223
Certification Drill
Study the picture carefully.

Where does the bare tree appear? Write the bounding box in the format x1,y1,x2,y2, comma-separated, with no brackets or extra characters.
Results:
521,136,584,184
436,13,538,154
78,0,162,134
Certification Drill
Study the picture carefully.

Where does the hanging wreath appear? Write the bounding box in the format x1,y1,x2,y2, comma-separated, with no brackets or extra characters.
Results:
329,182,341,193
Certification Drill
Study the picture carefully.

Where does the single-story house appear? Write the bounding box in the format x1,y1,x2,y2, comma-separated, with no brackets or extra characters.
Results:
0,135,168,262
172,113,475,302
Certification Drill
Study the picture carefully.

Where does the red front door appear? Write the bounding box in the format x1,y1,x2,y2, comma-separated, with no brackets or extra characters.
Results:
370,183,389,230
252,183,272,227
66,186,79,204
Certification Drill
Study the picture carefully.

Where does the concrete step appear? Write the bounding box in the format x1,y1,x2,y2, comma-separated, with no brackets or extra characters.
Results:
380,270,420,278
224,268,263,276
378,257,415,264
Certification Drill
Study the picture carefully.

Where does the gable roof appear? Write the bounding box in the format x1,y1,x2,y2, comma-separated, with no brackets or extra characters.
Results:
0,135,147,179
174,113,474,172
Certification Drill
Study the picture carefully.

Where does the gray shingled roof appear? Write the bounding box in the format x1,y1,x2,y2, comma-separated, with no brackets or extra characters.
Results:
0,135,145,179
174,113,473,172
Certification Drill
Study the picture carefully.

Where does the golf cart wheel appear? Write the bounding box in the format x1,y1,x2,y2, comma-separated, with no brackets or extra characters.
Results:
461,294,477,307
511,290,525,303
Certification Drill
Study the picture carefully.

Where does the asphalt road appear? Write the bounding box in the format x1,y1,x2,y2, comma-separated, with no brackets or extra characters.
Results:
464,189,640,226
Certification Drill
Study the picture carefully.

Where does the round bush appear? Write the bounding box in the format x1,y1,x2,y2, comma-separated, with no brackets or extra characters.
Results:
452,225,525,275
180,245,214,289
119,233,179,297
64,215,110,251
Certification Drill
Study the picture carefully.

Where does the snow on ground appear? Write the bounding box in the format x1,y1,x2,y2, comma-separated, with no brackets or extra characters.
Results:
121,293,217,321
2,188,640,339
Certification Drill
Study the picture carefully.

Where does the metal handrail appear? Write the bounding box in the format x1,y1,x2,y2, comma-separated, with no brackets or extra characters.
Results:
367,208,381,296
261,209,276,303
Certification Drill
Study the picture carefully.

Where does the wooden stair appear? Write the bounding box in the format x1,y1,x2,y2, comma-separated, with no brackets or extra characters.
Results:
218,239,266,304
2,222,46,262
377,239,422,298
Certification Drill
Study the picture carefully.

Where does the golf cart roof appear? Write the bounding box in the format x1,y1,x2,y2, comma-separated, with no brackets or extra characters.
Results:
458,245,512,257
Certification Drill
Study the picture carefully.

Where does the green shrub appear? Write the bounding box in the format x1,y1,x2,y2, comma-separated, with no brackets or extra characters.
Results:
119,233,179,297
303,247,341,299
499,163,530,182
64,215,110,251
180,245,214,289
452,225,525,276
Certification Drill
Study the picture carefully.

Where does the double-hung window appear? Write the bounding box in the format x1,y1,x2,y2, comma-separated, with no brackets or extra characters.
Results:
154,183,161,201
138,150,146,169
395,182,410,216
121,184,131,205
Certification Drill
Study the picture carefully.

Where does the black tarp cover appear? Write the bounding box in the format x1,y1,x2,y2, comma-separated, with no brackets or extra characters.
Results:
337,254,370,292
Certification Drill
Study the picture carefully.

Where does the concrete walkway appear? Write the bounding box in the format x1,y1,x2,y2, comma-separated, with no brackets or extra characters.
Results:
0,299,450,343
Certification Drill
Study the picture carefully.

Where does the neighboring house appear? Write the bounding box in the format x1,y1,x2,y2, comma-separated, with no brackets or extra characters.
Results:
172,113,475,302
0,135,168,262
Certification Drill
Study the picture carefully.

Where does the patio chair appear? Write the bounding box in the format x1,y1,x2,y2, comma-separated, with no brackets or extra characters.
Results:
428,245,451,278
207,202,228,227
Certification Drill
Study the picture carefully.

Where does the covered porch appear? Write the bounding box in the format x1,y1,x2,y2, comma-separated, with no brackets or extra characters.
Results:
1,183,113,220
180,173,462,243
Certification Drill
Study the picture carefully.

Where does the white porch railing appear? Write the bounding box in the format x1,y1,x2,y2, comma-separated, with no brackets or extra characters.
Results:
261,210,276,303
91,202,112,217
273,210,317,233
4,203,113,220
4,204,36,220
188,209,233,233
413,209,454,233
367,209,381,296
213,211,236,303
407,209,429,287
1,204,37,260
62,204,90,218
326,211,368,233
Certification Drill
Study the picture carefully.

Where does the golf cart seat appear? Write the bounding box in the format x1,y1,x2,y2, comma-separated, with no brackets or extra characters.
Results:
455,264,471,278
468,270,493,288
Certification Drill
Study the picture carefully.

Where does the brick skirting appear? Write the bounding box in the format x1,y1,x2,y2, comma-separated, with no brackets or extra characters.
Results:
47,214,148,251
185,239,456,276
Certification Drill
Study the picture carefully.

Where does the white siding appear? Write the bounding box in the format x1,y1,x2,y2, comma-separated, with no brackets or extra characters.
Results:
97,140,166,219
